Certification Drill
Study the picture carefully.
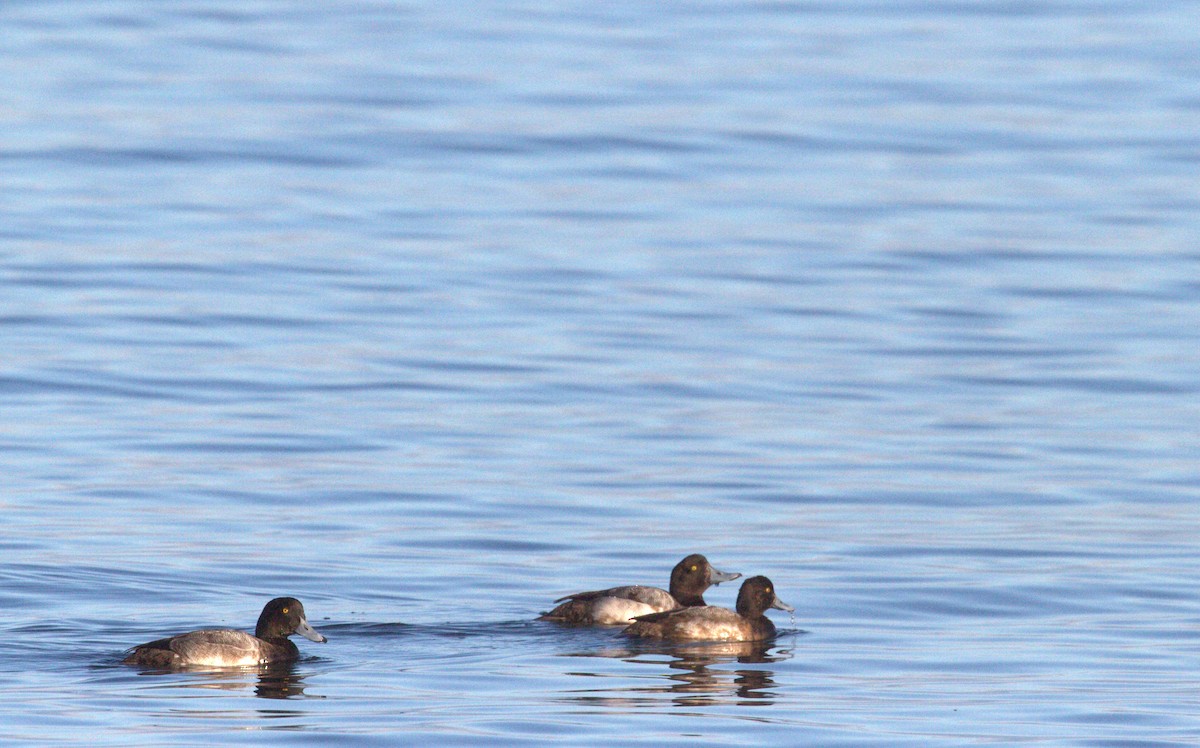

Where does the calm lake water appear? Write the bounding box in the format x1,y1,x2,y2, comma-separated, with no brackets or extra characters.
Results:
3,1,1199,745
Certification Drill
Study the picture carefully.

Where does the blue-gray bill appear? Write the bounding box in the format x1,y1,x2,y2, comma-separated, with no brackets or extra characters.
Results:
710,567,741,585
297,617,327,643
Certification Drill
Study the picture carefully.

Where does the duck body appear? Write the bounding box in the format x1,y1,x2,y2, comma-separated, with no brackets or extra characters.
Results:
124,629,302,668
623,575,792,643
623,606,777,642
123,597,326,669
539,554,740,626
540,585,677,625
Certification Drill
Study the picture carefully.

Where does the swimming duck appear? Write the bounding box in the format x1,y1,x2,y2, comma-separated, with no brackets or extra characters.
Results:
622,575,792,642
123,597,327,668
538,554,741,625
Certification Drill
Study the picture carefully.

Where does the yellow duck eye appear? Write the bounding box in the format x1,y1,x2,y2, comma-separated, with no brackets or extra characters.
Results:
281,607,290,614
690,565,698,572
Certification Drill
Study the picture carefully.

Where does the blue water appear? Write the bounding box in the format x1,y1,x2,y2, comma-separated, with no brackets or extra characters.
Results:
3,1,1200,744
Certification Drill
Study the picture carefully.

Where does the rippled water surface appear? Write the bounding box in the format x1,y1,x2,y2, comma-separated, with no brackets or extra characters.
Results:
3,1,1200,745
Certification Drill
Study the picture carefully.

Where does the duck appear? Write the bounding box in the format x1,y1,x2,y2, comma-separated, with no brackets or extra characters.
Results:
122,597,327,669
622,575,792,642
538,554,741,625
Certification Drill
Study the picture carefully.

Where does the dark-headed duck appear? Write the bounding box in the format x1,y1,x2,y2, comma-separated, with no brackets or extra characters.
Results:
123,597,327,669
622,575,792,642
539,554,741,626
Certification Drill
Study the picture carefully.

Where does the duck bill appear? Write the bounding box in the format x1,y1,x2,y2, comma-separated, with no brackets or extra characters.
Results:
296,618,327,643
770,594,795,614
710,568,742,585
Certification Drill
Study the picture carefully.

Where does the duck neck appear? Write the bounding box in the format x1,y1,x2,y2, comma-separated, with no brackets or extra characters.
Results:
256,631,298,654
735,600,764,619
259,634,292,645
674,590,706,607
255,623,288,642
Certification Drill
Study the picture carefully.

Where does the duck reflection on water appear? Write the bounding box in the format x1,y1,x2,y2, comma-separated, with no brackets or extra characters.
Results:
254,666,315,700
125,660,316,701
558,638,793,708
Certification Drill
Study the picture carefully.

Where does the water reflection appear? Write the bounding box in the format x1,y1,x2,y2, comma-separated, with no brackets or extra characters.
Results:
254,667,313,700
126,662,315,701
562,640,791,709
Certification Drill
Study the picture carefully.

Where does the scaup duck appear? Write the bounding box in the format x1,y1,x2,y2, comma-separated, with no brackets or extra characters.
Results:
123,597,327,669
622,575,792,642
539,554,741,625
